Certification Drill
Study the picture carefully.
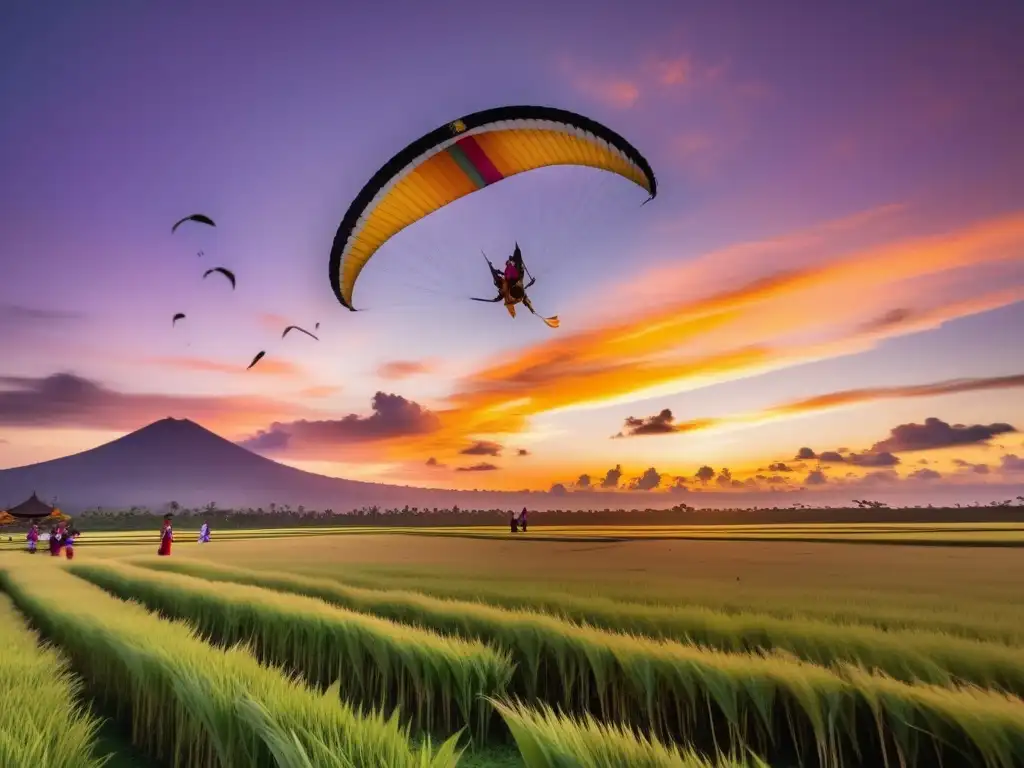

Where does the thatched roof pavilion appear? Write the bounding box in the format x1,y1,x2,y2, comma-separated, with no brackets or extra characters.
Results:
5,493,58,519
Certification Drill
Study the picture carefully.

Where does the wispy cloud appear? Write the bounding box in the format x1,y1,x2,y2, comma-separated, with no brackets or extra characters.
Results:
646,56,692,86
410,211,1024,457
297,385,342,399
618,374,1024,439
456,462,499,472
257,313,291,333
377,359,436,380
556,56,640,108
150,355,303,378
0,372,304,432
0,304,85,325
671,132,725,179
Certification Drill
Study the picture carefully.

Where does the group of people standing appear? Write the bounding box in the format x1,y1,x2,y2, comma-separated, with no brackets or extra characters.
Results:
509,507,529,533
25,521,78,559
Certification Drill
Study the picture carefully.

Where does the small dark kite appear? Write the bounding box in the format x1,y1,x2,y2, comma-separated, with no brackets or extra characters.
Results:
203,267,236,289
282,325,319,341
171,214,215,233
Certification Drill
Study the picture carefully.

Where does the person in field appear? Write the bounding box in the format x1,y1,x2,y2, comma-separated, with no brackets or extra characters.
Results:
64,528,78,560
51,523,66,557
47,525,58,556
26,523,38,554
509,510,518,534
518,507,528,533
198,521,211,544
158,518,173,556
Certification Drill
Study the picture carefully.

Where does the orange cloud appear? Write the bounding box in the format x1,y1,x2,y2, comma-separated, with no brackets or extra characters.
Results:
258,313,290,333
649,56,691,86
297,385,342,399
377,359,436,380
617,373,1024,438
557,57,640,109
151,356,302,378
672,132,724,178
387,209,1024,459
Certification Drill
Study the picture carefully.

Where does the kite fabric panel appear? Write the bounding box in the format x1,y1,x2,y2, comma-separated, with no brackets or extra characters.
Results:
329,105,657,310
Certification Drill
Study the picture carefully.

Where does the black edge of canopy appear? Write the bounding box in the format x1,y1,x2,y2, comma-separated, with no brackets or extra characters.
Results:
328,105,659,310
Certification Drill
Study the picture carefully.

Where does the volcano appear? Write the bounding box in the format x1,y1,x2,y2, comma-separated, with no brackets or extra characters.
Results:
0,417,515,513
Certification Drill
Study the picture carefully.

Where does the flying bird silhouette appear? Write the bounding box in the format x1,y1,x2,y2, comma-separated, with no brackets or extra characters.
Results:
171,214,215,233
202,267,236,289
247,351,266,370
281,325,319,341
172,313,186,326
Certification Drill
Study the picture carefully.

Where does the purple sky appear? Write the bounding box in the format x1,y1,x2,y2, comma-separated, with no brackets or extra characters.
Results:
1,1,1023,500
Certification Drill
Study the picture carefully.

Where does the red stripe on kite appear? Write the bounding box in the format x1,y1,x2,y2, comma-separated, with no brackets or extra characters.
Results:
455,135,504,185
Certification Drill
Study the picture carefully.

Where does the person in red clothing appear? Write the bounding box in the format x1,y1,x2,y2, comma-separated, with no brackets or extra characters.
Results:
50,523,65,557
158,517,173,556
503,256,521,284
472,245,559,328
64,528,78,560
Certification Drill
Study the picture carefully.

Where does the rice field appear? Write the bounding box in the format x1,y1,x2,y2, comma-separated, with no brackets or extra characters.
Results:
6,520,1024,552
3,527,1024,766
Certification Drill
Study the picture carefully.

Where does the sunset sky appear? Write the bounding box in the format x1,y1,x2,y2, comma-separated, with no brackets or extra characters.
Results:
2,1,1023,502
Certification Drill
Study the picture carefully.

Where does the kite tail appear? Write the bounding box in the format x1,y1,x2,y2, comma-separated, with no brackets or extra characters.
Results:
541,315,559,328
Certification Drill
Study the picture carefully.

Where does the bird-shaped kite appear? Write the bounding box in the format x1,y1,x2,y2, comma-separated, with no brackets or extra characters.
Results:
202,267,236,290
281,325,319,341
171,214,215,233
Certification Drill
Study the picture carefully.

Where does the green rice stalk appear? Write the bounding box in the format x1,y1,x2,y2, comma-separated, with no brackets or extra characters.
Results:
0,592,110,768
71,560,512,742
323,567,1024,647
491,698,768,767
0,561,458,768
130,558,1024,695
131,557,1024,766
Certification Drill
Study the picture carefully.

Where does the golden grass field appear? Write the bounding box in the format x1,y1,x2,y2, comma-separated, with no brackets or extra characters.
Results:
3,526,1024,766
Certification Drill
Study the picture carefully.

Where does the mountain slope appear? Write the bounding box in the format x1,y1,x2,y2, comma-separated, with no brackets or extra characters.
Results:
0,418,503,512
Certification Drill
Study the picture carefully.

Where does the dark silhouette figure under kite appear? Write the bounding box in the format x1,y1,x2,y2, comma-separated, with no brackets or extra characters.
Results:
171,214,215,233
203,267,236,290
472,244,558,328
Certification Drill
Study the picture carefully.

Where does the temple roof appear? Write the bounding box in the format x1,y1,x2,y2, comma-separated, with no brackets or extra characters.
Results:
5,493,56,519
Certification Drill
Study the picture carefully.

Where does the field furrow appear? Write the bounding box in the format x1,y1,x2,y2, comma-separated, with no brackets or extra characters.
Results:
102,559,1024,766
71,560,514,742
0,592,109,768
131,557,1024,695
0,562,460,768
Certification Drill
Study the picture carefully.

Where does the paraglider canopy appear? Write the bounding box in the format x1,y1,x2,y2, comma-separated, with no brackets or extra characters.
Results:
329,105,657,311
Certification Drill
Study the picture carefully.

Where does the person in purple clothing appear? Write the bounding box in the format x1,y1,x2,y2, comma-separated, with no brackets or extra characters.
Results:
518,507,528,533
